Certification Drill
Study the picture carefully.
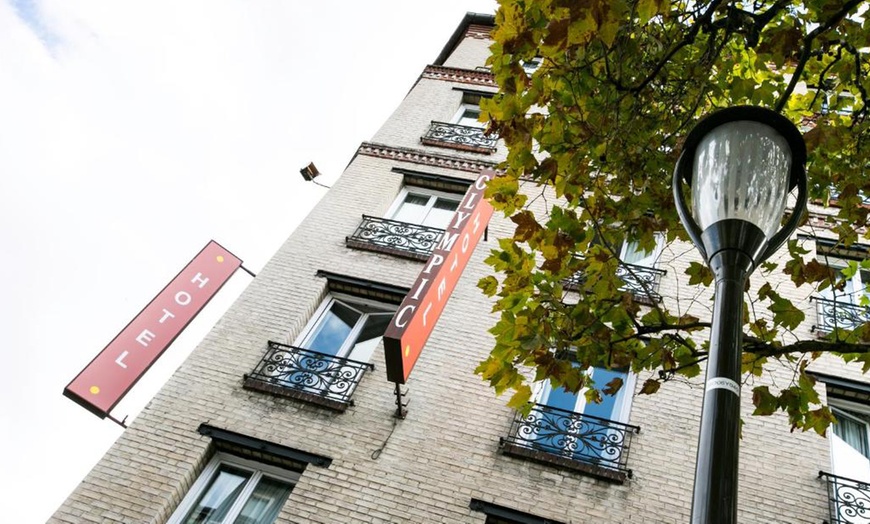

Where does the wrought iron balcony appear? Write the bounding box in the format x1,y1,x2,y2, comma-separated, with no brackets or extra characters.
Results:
819,471,870,524
815,297,870,333
420,121,497,153
564,262,666,304
243,341,374,411
346,215,445,261
500,403,640,483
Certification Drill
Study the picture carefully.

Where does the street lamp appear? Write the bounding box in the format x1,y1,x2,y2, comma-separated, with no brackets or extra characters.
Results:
673,106,807,524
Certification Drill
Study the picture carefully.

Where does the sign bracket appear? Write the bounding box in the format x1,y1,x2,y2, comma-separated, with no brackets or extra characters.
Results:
393,383,409,419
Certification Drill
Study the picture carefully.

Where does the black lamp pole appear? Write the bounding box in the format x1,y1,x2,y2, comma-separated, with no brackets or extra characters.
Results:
673,106,807,524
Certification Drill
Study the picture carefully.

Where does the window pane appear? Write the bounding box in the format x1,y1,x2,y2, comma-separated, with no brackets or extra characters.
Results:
433,197,459,211
347,312,392,363
392,193,430,224
421,198,459,229
860,270,870,304
232,476,294,524
583,368,627,421
305,301,361,356
623,239,660,266
183,466,251,524
833,408,870,459
457,108,482,128
543,383,581,412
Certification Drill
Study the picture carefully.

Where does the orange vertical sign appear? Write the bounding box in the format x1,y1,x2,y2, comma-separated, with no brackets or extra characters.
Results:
384,170,495,383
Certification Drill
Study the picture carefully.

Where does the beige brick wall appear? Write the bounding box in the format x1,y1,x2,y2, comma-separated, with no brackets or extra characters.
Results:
371,77,505,165
52,17,862,524
441,33,492,71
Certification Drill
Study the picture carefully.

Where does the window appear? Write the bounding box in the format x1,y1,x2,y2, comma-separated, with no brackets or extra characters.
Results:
814,242,870,332
821,91,855,116
830,399,870,481
620,235,664,268
244,290,396,409
534,366,635,429
469,499,566,524
814,375,870,524
818,255,870,306
521,56,543,75
451,102,484,128
500,365,640,482
169,454,299,524
420,91,497,153
386,187,461,230
297,293,396,363
566,234,666,303
617,235,666,303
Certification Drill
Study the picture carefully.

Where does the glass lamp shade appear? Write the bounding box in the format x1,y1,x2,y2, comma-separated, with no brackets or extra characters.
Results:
690,120,793,239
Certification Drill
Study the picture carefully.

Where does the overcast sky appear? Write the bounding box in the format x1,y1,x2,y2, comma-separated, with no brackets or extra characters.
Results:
0,1,496,521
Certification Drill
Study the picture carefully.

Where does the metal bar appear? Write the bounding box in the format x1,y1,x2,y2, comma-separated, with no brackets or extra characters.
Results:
502,402,638,474
691,250,751,524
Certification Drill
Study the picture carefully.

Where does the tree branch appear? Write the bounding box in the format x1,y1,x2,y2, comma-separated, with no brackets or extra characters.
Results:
743,337,870,358
775,0,865,111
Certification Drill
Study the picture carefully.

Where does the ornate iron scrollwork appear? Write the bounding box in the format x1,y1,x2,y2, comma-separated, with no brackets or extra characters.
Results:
501,402,639,476
346,215,445,260
816,297,870,332
565,262,665,303
820,471,870,524
421,121,497,153
246,341,374,407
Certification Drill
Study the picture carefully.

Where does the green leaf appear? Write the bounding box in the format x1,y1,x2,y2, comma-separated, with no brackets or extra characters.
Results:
511,210,543,242
480,0,870,439
686,262,713,287
478,276,499,297
602,376,623,396
752,386,778,416
639,378,661,395
506,385,532,410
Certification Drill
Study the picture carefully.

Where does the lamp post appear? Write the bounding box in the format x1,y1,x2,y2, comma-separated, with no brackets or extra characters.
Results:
672,106,807,524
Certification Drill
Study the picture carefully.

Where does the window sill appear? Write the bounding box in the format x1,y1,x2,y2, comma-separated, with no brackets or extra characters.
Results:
243,376,352,412
500,441,629,484
346,236,432,262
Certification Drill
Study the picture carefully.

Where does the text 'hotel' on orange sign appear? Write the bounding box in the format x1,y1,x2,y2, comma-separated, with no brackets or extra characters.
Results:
64,240,242,419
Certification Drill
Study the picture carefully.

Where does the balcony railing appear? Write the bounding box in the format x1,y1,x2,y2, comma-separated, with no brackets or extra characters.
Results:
500,403,640,483
815,297,870,333
243,341,374,411
420,121,497,153
346,215,445,261
819,471,870,524
565,262,666,304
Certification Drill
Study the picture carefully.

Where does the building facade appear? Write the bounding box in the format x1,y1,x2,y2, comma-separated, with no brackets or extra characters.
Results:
52,13,869,524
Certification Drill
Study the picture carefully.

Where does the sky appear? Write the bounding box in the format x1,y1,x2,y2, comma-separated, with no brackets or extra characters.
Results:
0,1,496,521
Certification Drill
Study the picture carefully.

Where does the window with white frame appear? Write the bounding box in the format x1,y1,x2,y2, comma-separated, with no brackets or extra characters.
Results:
522,56,543,75
830,398,870,482
522,366,637,469
818,254,870,307
386,187,461,230
297,293,396,363
168,454,299,524
450,102,484,128
620,234,664,268
534,367,635,424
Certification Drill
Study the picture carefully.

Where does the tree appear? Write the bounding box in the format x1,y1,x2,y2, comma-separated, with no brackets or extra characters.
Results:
476,0,870,435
